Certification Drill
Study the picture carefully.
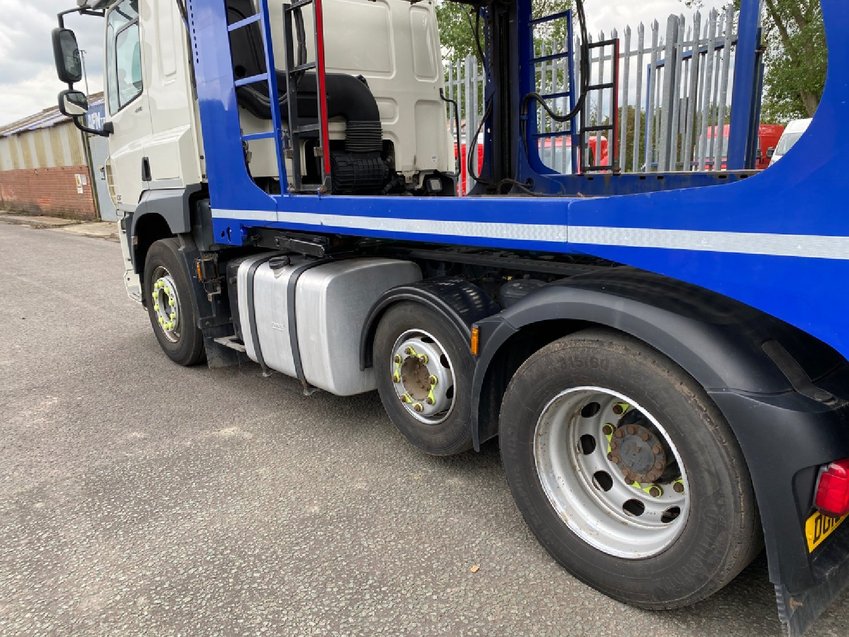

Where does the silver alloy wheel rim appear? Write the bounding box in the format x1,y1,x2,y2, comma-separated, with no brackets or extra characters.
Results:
390,329,456,424
150,266,181,343
533,386,690,559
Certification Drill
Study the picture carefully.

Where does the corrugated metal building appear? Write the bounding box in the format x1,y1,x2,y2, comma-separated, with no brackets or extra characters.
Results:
0,97,103,220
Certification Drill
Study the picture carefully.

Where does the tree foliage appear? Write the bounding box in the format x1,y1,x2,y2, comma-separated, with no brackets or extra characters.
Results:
436,1,571,62
687,0,826,120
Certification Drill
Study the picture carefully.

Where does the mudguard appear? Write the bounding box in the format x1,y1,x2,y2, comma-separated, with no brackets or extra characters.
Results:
359,277,499,370
471,268,849,636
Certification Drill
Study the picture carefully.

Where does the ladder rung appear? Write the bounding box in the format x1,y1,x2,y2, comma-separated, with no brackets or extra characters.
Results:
530,11,571,26
292,123,321,134
531,52,570,64
540,91,571,100
534,131,572,139
235,73,269,87
582,125,614,133
289,62,317,75
242,131,277,142
228,13,262,32
586,82,615,91
285,0,314,11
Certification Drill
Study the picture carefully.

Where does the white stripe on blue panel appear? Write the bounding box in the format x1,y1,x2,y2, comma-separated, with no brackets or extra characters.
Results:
213,209,849,261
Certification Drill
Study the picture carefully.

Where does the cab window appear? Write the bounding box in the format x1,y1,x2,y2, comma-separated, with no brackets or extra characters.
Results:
106,0,142,114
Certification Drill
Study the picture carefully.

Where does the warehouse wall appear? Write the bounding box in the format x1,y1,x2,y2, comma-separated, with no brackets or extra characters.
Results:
0,121,97,219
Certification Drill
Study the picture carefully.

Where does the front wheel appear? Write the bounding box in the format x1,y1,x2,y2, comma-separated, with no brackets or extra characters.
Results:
499,328,760,609
143,238,205,366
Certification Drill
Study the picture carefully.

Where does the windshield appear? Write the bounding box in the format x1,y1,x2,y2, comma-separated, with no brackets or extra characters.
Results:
775,132,804,156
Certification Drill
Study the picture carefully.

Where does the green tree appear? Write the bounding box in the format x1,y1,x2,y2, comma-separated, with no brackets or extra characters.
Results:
686,0,826,120
436,0,571,62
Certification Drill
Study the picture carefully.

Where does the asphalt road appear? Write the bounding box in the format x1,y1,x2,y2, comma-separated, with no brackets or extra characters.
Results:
1,221,847,636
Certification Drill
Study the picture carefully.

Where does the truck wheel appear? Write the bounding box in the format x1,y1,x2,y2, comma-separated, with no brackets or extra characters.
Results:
499,328,760,609
143,238,205,367
373,302,473,455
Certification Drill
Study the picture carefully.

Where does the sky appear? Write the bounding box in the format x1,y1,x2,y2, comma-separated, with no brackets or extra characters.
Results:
0,0,725,127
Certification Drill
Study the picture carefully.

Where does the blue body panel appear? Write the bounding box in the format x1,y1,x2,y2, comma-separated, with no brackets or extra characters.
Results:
186,0,849,359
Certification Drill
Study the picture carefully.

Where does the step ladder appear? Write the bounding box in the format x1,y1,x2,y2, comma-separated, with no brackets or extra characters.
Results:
283,0,332,193
579,38,620,173
227,1,288,191
528,10,579,176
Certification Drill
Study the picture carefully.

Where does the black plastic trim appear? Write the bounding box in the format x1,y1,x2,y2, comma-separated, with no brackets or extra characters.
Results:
359,277,499,371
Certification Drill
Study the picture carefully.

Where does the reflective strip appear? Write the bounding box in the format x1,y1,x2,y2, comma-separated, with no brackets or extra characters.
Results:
213,209,849,260
214,208,568,242
569,226,849,261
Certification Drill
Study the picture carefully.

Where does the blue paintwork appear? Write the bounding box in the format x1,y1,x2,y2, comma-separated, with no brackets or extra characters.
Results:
728,0,763,170
186,0,849,359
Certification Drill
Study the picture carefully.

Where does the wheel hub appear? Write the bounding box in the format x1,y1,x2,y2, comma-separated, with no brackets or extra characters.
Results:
609,422,668,483
150,268,181,343
390,331,455,424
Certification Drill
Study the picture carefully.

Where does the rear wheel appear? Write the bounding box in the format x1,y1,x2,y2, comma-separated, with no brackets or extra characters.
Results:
499,328,760,609
373,302,473,455
143,238,205,366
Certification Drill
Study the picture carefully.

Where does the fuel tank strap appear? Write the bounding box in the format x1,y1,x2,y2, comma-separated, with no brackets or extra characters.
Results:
286,258,335,394
245,254,277,376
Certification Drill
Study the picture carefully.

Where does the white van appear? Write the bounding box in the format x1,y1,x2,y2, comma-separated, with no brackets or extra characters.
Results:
769,117,812,165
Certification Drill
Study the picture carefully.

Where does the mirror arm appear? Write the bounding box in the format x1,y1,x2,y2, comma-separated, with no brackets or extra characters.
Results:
72,116,113,138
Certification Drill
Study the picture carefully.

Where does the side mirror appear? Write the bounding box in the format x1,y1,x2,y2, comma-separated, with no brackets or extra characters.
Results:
52,28,82,84
766,146,775,158
58,90,89,117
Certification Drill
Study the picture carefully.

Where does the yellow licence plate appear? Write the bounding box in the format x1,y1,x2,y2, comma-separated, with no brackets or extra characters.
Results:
805,511,849,552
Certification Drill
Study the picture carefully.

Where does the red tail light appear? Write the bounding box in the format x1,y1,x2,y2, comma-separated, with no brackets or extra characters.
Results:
815,459,849,518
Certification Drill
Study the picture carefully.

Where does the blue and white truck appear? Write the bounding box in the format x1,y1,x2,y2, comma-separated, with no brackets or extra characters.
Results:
51,1,849,633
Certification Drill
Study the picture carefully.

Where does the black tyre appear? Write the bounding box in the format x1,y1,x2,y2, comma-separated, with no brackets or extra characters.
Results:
499,328,760,609
143,238,206,367
373,302,473,455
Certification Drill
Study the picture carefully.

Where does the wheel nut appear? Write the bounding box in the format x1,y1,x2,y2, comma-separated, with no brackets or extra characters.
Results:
627,425,637,435
419,354,429,364
673,481,684,493
639,431,650,441
429,375,438,386
649,486,662,498
607,452,614,461
654,461,664,470
426,397,435,405
394,354,402,364
392,373,401,383
602,424,614,436
613,402,629,415
405,347,414,355
652,445,662,454
413,403,424,412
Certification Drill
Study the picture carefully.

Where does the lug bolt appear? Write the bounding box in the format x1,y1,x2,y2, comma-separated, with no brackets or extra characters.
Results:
612,402,629,415
673,481,684,493
392,373,401,383
413,403,424,413
602,424,614,436
405,347,414,356
394,354,402,364
649,486,662,498
426,397,435,405
400,394,411,404
153,303,160,312
419,354,429,364
429,375,438,386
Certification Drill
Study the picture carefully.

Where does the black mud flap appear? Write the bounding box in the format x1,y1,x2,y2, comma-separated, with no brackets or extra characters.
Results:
713,391,849,637
776,521,849,636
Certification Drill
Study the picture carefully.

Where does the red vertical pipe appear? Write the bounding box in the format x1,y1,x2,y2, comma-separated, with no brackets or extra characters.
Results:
313,0,332,176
